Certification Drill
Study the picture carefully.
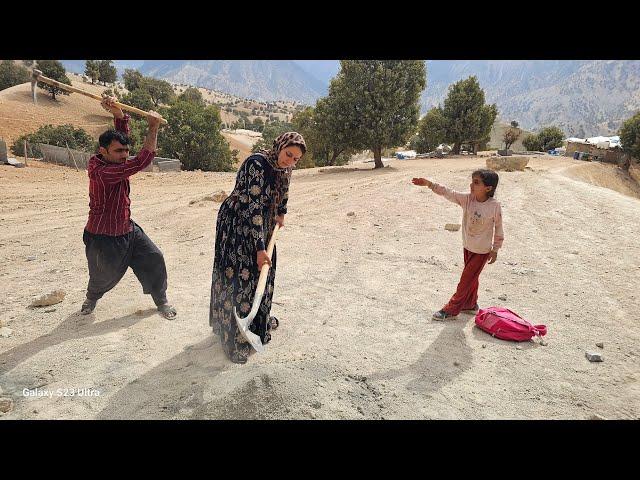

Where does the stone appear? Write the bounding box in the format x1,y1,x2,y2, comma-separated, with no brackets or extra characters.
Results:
482,344,486,348
44,308,56,313
30,290,65,308
540,340,548,346
347,211,355,217
0,327,12,338
589,413,606,420
596,342,604,349
445,223,461,232
27,256,37,261
311,401,321,409
453,361,460,366
498,295,507,301
486,156,529,172
585,352,603,362
0,397,13,413
210,190,228,202
516,345,523,350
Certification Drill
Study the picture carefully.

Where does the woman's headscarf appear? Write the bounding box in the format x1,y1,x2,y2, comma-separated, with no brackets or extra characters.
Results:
255,132,306,217
257,131,306,171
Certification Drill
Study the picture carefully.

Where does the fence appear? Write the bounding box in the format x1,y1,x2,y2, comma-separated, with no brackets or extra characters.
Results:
35,143,181,171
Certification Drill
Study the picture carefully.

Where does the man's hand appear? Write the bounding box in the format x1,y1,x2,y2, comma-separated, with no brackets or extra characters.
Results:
276,214,285,228
412,177,433,188
257,250,272,269
487,250,498,264
101,95,124,119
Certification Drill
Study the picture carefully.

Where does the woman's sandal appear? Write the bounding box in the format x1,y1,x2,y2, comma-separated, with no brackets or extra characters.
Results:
270,316,279,330
230,352,248,364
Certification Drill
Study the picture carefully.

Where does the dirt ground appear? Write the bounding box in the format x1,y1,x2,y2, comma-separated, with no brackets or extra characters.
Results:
0,154,639,420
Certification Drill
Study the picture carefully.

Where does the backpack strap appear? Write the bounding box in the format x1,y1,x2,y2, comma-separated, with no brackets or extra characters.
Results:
533,325,547,337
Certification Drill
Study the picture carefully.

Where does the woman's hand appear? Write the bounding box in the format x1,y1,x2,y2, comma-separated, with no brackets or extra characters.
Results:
487,250,498,264
276,214,285,228
257,250,272,269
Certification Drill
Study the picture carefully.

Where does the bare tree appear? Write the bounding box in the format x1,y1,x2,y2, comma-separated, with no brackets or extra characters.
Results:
503,127,522,150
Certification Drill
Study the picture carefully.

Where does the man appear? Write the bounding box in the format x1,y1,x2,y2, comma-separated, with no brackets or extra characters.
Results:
80,96,177,320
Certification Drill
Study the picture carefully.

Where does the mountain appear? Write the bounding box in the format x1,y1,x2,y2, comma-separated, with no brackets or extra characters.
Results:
138,60,326,104
57,60,640,136
293,60,340,90
60,60,145,77
422,60,640,137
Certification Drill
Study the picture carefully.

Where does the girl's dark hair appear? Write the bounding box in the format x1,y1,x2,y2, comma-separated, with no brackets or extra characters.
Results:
472,169,499,197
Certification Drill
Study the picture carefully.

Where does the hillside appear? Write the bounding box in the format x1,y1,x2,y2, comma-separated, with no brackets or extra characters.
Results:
0,74,259,161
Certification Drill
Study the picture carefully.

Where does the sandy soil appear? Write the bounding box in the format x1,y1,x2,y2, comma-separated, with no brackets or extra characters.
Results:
220,130,260,162
0,154,638,420
0,80,259,167
0,80,113,147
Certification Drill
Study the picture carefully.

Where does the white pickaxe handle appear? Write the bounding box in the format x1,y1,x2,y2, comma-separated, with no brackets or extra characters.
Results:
32,71,168,125
233,223,281,353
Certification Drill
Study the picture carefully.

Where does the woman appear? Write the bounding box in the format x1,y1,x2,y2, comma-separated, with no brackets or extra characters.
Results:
210,132,306,364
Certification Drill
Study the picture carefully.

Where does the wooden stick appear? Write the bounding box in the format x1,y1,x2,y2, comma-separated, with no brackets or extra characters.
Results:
35,74,168,125
23,140,28,166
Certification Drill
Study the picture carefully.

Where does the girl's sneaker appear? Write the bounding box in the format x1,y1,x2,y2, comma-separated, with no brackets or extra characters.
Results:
432,310,457,321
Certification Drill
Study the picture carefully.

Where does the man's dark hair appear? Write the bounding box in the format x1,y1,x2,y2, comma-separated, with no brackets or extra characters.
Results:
98,129,131,150
472,169,499,197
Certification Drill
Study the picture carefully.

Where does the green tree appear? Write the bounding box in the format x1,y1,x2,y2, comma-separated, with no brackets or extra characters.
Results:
522,134,542,151
510,120,519,129
292,99,356,168
441,76,498,154
141,77,176,107
123,69,144,91
251,120,294,154
414,107,448,153
0,60,30,91
619,111,640,160
536,126,565,151
158,100,234,171
120,88,154,113
35,60,71,100
177,87,205,106
313,96,358,166
329,60,426,168
472,103,498,153
84,60,100,84
11,124,94,156
290,107,318,168
125,117,151,152
251,117,265,132
98,60,117,85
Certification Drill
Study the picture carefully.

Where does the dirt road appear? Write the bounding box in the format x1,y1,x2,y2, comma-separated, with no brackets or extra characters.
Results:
1,155,638,419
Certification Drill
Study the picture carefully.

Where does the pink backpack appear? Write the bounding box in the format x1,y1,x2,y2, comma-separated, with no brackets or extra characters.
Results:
475,307,547,342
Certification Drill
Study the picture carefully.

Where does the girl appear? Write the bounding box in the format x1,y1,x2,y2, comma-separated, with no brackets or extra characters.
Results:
412,170,504,320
